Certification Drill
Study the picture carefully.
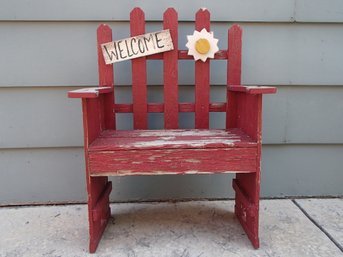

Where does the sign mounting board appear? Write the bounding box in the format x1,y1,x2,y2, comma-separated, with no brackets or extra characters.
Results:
101,29,174,64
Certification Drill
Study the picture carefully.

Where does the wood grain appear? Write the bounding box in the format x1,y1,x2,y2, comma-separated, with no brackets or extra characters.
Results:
101,30,173,64
113,102,227,113
146,50,228,60
69,7,278,251
89,148,257,176
89,128,256,151
97,24,115,130
163,8,179,129
226,24,242,130
228,85,277,94
195,9,210,129
130,8,148,129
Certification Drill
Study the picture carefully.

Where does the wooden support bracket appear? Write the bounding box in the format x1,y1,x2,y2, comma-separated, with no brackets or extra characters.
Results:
233,178,259,248
92,181,112,222
232,179,257,218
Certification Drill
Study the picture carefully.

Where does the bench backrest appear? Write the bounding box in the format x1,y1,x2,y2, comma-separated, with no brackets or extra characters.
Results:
97,8,242,130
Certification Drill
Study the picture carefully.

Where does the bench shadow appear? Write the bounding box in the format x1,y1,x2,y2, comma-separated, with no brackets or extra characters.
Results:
101,202,251,249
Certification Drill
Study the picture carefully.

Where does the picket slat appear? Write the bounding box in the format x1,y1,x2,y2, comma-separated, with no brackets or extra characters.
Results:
97,25,115,129
130,8,148,129
194,9,210,129
226,24,242,129
163,8,179,129
228,24,242,85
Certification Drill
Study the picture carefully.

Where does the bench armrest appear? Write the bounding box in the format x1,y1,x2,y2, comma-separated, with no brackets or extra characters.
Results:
227,85,276,141
228,85,277,94
68,86,115,145
68,87,113,98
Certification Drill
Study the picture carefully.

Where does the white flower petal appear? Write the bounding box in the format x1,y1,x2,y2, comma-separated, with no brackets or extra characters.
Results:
186,28,219,62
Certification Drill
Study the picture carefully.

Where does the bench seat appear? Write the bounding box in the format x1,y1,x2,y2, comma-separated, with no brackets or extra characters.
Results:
88,128,257,176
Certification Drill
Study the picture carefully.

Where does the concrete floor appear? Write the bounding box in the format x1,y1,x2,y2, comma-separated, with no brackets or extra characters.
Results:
0,199,342,257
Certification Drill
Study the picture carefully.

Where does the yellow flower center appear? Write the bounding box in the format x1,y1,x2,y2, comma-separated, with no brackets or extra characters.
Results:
195,38,210,54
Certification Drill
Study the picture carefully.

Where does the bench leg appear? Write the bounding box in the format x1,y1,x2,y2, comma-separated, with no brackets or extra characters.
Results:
87,176,112,253
233,173,260,248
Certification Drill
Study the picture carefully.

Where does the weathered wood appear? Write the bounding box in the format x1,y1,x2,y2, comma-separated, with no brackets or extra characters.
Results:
163,8,179,129
92,181,112,222
82,99,100,145
98,128,247,138
75,27,117,252
68,87,112,98
88,177,111,253
113,102,227,113
89,128,256,151
89,148,257,176
235,94,262,141
97,25,114,88
68,8,277,253
234,92,263,249
224,27,263,248
97,24,116,130
227,24,242,129
232,179,257,217
101,30,173,64
234,172,260,249
227,24,242,86
81,97,111,253
131,8,148,129
146,50,228,60
195,9,210,129
228,85,277,94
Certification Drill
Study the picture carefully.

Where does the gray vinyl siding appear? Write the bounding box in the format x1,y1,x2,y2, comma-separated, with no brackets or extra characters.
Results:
0,0,295,22
1,0,343,205
1,86,343,148
2,23,343,87
2,0,343,23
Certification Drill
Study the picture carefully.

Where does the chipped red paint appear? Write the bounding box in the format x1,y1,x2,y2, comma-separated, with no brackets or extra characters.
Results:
195,9,210,129
131,8,148,129
228,85,277,94
113,102,227,113
90,128,256,151
68,8,276,253
89,148,257,176
163,8,179,129
145,49,228,60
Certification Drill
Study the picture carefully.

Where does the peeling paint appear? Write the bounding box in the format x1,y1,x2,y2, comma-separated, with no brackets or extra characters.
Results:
127,129,232,137
185,159,201,163
126,139,239,148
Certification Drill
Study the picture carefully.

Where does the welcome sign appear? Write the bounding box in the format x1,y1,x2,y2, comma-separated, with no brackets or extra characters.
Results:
101,29,174,64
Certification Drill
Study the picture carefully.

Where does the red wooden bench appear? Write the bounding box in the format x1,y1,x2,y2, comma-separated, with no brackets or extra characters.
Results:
68,8,276,253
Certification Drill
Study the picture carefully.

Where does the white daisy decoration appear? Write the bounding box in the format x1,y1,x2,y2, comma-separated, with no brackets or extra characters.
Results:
186,28,219,62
